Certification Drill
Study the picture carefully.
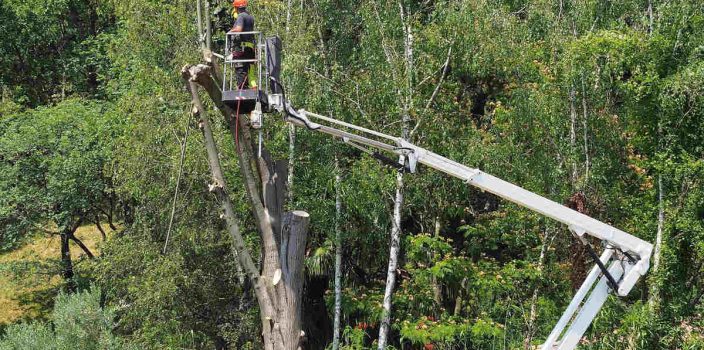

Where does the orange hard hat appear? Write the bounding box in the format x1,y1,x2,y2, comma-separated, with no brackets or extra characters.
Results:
233,0,248,8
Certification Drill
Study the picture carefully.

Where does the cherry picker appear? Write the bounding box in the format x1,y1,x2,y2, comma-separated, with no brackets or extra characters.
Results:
220,31,654,350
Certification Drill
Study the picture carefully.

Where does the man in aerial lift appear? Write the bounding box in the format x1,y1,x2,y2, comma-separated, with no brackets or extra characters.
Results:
229,0,257,90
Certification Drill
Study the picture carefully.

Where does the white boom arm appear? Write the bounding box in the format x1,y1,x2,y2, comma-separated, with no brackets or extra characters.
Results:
269,98,652,350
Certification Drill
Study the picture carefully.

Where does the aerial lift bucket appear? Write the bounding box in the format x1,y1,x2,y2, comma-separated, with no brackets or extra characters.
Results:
222,32,282,120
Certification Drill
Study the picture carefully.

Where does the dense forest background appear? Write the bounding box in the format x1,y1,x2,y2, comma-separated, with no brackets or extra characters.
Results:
1,0,703,349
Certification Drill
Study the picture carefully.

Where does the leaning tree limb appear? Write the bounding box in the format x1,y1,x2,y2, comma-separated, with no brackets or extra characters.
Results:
94,214,107,241
181,69,270,309
69,233,95,259
185,64,284,300
183,61,311,350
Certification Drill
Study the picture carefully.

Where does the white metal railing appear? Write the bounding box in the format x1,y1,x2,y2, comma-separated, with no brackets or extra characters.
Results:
223,31,267,93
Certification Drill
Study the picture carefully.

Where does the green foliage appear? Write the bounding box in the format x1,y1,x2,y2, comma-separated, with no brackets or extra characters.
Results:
0,322,54,350
0,0,114,106
0,99,119,249
399,316,503,348
0,287,135,350
2,0,704,349
87,231,261,349
339,326,367,350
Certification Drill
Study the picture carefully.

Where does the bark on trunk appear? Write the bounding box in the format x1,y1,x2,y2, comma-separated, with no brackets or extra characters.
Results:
378,166,405,349
95,215,107,241
60,218,83,292
278,211,310,349
647,0,654,35
581,80,589,184
431,217,443,311
182,73,263,299
205,0,212,50
196,0,205,50
569,86,578,185
332,157,343,350
287,124,296,203
163,127,189,254
286,0,293,37
60,231,75,291
103,206,118,231
567,192,590,290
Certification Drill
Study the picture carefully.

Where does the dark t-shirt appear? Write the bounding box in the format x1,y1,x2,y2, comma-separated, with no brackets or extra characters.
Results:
234,10,255,43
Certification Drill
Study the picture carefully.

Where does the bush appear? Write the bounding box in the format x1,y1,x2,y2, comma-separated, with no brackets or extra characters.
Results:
0,287,135,350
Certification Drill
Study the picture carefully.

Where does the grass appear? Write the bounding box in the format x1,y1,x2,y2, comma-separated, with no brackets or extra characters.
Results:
0,224,110,325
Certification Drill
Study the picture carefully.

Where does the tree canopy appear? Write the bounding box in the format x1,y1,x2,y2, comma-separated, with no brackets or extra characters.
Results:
0,0,703,349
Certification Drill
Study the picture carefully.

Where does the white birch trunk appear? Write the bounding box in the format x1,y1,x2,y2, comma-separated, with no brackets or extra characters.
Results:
332,157,343,350
648,0,654,35
286,0,293,38
581,80,589,184
569,86,578,185
204,0,211,50
649,58,664,309
524,228,553,349
285,1,295,204
378,4,413,348
163,127,189,254
287,124,296,203
196,0,204,50
649,175,664,309
377,165,405,350
432,217,443,308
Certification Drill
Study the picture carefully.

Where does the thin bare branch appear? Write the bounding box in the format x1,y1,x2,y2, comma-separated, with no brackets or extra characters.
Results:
163,123,190,254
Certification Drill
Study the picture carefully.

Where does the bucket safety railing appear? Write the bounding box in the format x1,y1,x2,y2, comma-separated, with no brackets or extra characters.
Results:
223,31,268,94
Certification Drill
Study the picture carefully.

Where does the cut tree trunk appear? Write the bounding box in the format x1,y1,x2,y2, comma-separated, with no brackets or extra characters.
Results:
278,211,310,349
183,63,311,350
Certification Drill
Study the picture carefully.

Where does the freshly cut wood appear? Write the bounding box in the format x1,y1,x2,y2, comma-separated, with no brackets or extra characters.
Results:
273,269,282,286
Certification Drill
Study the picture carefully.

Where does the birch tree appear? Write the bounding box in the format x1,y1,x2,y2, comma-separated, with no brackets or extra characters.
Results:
370,0,414,347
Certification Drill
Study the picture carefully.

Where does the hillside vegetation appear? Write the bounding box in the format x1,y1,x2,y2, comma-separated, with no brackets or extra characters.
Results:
1,0,703,349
